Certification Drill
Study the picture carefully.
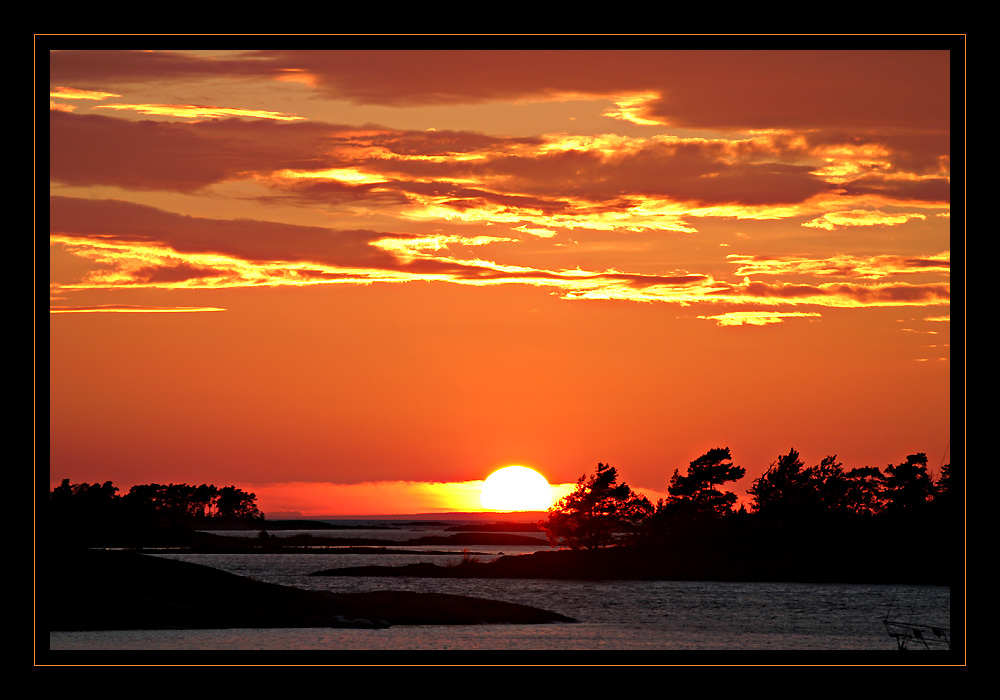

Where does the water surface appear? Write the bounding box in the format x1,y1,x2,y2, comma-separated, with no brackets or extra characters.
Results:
45,522,955,659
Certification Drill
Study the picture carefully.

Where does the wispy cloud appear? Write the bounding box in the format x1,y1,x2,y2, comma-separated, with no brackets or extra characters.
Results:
50,86,122,100
50,305,226,314
803,210,932,231
698,311,823,326
728,252,950,280
50,196,950,312
92,103,305,121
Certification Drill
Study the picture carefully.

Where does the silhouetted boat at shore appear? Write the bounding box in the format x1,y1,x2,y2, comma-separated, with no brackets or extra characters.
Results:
882,587,951,650
883,618,951,650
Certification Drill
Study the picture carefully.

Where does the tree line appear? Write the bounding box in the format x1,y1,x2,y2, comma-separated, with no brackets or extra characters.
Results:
541,447,954,551
47,479,262,544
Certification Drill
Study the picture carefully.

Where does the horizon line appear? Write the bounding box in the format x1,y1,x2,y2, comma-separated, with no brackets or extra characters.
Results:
264,510,550,521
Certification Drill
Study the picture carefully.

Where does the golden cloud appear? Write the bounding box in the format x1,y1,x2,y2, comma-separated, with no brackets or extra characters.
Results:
698,311,823,326
802,209,929,230
93,103,305,121
728,252,950,280
49,305,226,313
50,86,122,100
49,197,951,312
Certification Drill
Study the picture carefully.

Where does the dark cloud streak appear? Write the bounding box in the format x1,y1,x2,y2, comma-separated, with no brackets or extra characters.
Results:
49,48,953,134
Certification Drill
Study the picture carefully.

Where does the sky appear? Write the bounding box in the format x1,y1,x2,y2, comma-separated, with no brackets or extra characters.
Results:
43,42,958,518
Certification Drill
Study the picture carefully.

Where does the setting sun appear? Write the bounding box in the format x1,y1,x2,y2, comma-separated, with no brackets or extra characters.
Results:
480,466,553,512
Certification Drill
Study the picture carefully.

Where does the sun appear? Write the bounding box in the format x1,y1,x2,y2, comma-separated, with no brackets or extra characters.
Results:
480,465,553,512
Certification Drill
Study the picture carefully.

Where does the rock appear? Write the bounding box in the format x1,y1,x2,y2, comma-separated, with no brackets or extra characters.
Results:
39,548,576,631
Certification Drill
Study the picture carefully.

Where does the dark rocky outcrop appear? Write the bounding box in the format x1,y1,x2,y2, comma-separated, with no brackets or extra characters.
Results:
403,532,546,546
311,541,953,585
40,548,576,631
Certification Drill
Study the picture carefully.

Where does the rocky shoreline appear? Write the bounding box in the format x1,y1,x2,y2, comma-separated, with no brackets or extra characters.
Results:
310,542,953,585
42,548,576,631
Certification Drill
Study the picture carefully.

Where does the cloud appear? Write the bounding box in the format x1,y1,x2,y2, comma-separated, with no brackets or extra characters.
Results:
46,49,952,321
238,49,952,133
92,103,305,121
802,209,931,231
728,252,950,280
49,49,952,132
720,279,950,308
49,305,225,313
838,174,951,205
48,49,266,87
49,196,403,280
50,196,951,311
49,103,947,236
50,86,122,100
49,110,338,192
698,311,823,326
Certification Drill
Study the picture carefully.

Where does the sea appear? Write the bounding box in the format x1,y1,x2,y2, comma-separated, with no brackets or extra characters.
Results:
44,519,959,664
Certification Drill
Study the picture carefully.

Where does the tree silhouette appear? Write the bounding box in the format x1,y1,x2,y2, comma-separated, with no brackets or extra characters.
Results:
882,453,936,513
932,461,953,516
747,448,816,521
541,462,653,550
48,479,264,547
660,447,746,519
48,479,120,537
937,462,951,495
189,483,219,519
215,485,262,520
835,465,885,517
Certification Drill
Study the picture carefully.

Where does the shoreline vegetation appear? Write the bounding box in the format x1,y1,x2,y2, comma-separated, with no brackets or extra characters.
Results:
41,448,959,632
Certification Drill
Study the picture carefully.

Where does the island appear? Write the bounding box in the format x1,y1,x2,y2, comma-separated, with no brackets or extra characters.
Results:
42,548,577,631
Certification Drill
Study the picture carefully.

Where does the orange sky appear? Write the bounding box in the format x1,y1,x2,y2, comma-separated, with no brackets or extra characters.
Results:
43,42,959,517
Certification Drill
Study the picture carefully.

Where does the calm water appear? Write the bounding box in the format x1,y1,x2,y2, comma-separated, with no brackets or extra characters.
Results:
45,522,956,660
